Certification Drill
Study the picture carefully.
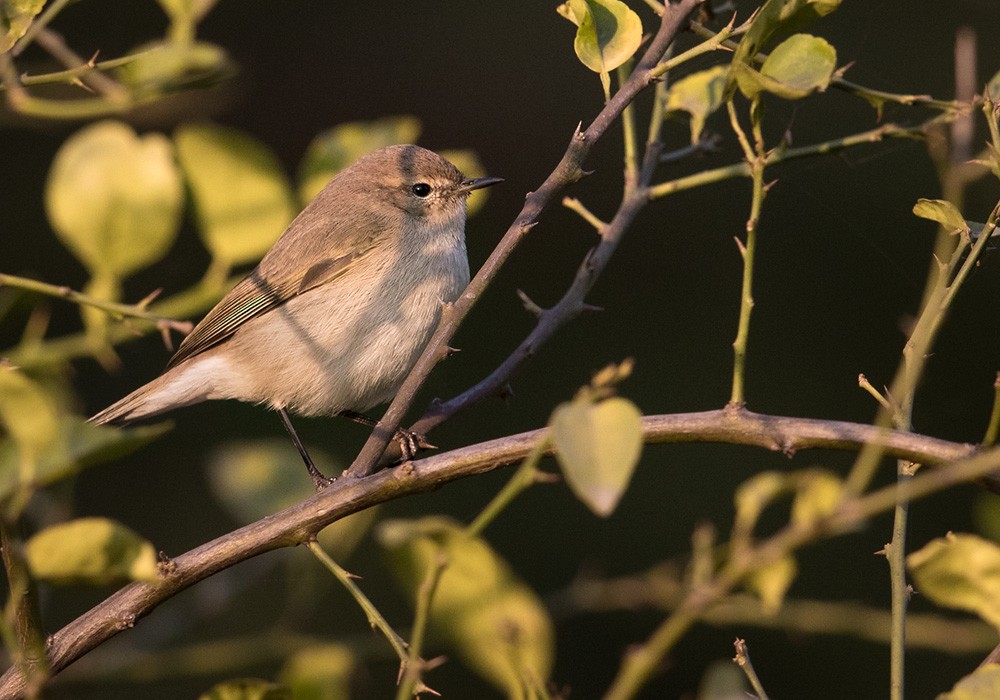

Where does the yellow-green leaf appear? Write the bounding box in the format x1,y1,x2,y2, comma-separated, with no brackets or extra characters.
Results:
25,517,159,585
297,116,422,203
736,34,837,100
746,555,797,613
199,679,290,700
1,0,45,54
908,533,1000,629
730,0,840,72
278,645,353,700
175,122,297,266
791,469,843,526
733,471,788,535
439,149,492,217
913,198,970,236
557,0,642,89
207,439,375,560
0,367,60,463
378,517,554,694
551,396,643,517
117,40,232,98
665,66,728,143
45,121,183,278
939,664,1000,700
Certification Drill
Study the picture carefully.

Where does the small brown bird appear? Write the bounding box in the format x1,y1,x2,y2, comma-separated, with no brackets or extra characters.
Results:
92,145,502,487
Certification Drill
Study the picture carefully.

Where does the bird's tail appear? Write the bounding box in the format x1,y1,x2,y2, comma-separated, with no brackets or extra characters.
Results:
90,364,211,426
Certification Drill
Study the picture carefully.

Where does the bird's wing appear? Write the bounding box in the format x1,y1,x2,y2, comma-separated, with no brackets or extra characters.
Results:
165,244,378,370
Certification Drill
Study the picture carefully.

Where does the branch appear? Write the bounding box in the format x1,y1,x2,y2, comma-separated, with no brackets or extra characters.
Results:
0,406,988,698
345,0,707,477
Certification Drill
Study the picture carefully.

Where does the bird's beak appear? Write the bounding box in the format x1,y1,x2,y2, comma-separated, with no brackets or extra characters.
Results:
458,176,504,193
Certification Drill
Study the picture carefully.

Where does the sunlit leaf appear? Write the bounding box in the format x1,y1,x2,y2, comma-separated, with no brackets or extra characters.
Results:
939,664,1000,700
440,148,493,217
557,0,642,94
45,121,184,279
731,0,840,69
908,533,1000,629
791,469,842,526
297,116,422,203
379,517,554,694
25,517,159,585
198,679,290,700
208,439,375,560
279,645,353,700
0,366,60,464
665,65,728,143
155,0,211,23
175,122,297,266
733,471,788,535
0,0,45,54
117,40,232,97
913,198,970,236
746,555,797,613
736,34,837,100
551,396,643,517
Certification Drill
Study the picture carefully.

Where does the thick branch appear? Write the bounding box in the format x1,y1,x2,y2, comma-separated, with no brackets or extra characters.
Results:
0,406,984,698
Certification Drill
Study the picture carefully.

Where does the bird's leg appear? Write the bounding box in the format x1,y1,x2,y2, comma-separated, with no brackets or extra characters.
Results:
277,407,334,490
337,410,436,461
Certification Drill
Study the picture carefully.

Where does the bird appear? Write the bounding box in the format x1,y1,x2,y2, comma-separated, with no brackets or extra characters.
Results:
91,144,502,487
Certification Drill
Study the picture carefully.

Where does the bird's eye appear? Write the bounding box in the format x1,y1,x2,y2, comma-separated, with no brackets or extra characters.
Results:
411,182,432,197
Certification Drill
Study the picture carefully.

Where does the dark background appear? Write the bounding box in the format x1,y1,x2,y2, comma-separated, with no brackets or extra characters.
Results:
3,1,1000,697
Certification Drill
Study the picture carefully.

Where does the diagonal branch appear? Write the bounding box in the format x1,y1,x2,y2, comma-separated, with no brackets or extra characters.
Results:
345,0,707,477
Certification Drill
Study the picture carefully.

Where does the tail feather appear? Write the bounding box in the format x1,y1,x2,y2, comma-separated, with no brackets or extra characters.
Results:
90,361,215,426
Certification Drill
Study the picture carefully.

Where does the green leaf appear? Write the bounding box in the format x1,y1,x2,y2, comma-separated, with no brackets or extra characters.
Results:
790,469,842,526
175,122,297,266
45,121,184,279
199,679,290,700
439,149,493,217
733,471,788,535
0,0,45,54
907,533,1000,629
0,417,169,505
25,517,159,585
296,116,422,204
746,555,797,613
0,366,60,464
938,664,1000,700
117,41,232,98
207,439,375,560
913,198,970,236
278,645,353,700
736,34,837,100
551,396,643,517
665,65,728,143
557,0,642,91
379,516,554,695
730,0,840,70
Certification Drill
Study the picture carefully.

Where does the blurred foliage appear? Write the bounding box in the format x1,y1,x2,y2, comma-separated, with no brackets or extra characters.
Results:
1,1,1000,698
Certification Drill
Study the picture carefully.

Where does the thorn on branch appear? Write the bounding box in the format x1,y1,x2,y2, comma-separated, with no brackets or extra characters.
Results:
517,289,545,318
